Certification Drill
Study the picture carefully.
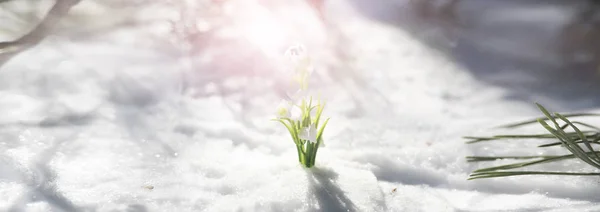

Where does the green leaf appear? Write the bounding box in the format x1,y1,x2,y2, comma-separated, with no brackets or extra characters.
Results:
316,118,330,140
314,103,325,127
276,119,298,144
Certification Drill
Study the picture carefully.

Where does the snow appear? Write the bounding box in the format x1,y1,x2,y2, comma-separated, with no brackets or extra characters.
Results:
1,0,600,211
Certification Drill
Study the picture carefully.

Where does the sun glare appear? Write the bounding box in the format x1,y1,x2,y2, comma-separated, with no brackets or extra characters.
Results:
244,12,287,55
228,1,324,58
235,3,289,56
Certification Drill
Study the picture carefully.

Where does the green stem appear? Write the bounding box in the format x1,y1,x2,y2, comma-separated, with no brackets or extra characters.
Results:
296,144,304,164
305,142,314,167
310,145,319,167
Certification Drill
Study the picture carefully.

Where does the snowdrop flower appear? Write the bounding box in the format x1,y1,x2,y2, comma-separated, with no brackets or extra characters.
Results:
274,44,330,168
285,89,307,103
285,44,314,91
276,100,303,120
276,100,292,119
285,44,308,64
299,124,318,144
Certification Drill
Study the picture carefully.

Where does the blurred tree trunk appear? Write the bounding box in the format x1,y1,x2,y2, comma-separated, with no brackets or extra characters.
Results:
0,0,81,68
559,0,600,69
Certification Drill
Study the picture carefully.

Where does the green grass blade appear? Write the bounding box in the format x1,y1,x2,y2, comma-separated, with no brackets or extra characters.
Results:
466,155,562,162
498,113,600,129
316,118,330,142
276,119,299,144
468,171,600,180
468,151,600,162
314,103,325,127
556,113,600,164
538,139,600,148
551,126,600,169
466,103,600,180
571,121,600,131
464,137,497,143
536,104,562,130
537,111,600,170
471,154,574,173
538,119,593,167
465,132,591,144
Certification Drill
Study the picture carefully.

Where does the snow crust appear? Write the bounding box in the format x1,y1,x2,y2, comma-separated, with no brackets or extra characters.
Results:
1,0,600,211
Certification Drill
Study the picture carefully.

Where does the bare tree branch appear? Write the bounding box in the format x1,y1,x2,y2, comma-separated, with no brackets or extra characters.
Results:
0,0,81,68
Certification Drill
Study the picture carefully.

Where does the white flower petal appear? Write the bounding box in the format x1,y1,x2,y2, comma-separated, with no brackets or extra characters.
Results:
299,124,318,144
276,101,291,118
285,44,307,63
285,89,307,102
289,106,302,121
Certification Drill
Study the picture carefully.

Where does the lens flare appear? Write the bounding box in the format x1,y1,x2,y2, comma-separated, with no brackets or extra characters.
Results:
235,3,289,56
227,1,325,58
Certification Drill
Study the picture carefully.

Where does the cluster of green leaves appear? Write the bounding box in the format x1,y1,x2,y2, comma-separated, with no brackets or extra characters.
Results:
275,98,330,168
466,103,600,180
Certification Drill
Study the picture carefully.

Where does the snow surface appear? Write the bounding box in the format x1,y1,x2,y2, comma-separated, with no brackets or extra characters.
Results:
1,0,600,211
